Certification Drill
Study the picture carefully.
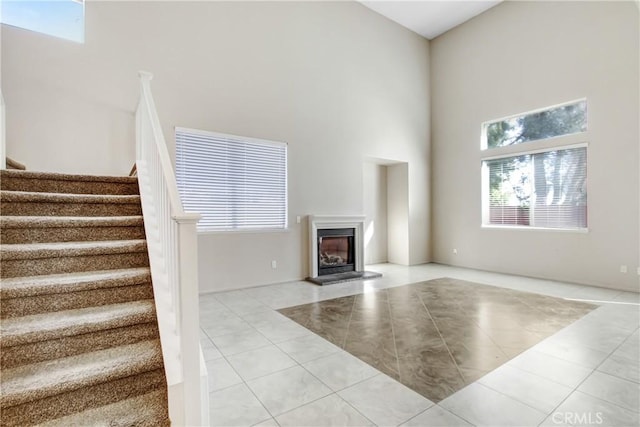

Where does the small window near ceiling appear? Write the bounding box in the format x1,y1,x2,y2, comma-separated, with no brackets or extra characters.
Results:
175,127,288,232
1,0,85,43
483,100,587,149
481,100,588,231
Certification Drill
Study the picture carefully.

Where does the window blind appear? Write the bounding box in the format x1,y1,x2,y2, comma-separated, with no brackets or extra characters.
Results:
484,147,587,229
175,128,288,232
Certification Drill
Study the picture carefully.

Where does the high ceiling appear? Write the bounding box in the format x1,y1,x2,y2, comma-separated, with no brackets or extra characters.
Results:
360,1,503,40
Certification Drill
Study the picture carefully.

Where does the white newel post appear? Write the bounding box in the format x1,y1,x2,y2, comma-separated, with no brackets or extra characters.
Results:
1,91,6,169
135,101,143,161
175,213,203,426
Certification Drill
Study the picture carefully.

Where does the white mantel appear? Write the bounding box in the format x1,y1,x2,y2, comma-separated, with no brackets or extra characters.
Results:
308,215,365,278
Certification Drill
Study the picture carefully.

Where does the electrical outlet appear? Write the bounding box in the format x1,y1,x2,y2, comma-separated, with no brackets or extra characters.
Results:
271,260,277,269
453,249,458,254
296,216,301,224
637,267,640,276
620,265,627,274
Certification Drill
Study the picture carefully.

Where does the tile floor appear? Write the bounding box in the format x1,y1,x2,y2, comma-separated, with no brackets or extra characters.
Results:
200,263,640,427
277,278,596,402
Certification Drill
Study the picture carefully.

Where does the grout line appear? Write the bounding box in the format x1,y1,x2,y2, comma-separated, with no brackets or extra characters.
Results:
249,417,279,427
341,294,358,349
435,403,479,426
399,407,432,426
416,291,468,385
473,374,559,416
591,327,640,385
384,289,403,381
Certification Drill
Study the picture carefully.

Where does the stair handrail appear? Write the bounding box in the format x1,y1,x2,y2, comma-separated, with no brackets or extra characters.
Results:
135,71,207,426
1,89,6,169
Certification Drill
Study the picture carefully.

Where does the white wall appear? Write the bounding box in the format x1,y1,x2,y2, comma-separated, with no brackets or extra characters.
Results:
2,1,431,291
363,161,388,264
431,1,639,291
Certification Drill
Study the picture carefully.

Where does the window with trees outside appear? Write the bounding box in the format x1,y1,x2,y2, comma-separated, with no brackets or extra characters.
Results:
175,128,288,232
481,100,588,230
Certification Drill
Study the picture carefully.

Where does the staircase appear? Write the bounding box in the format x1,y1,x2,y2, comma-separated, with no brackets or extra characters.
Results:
0,169,171,426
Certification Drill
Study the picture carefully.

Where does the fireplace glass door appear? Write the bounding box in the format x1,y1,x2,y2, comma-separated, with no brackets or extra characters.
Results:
317,228,355,275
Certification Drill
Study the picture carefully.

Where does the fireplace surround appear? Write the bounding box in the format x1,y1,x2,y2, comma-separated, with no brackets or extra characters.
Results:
307,215,380,285
308,215,365,278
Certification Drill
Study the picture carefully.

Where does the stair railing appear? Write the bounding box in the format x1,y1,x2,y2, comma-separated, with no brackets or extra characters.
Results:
135,71,208,426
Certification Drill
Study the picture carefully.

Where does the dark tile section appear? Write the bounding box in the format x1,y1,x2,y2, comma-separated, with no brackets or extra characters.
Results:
279,277,595,403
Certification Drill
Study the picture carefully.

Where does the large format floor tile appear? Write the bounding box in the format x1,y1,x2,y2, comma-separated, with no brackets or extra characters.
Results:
210,329,271,356
226,345,297,381
199,263,639,426
439,383,547,426
577,370,640,413
478,364,574,413
209,383,271,427
279,277,595,402
551,391,639,427
275,394,374,427
338,374,433,426
507,350,593,388
276,333,341,364
246,365,332,416
206,358,243,392
303,351,380,391
400,405,472,427
597,334,640,383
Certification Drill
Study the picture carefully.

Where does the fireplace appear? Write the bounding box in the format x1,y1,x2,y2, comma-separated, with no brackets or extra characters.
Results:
317,228,355,276
307,215,380,285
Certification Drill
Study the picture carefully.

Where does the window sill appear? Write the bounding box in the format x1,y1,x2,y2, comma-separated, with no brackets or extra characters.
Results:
197,228,291,235
481,225,589,234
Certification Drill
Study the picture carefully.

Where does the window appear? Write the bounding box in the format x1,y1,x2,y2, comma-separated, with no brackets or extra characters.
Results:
175,128,287,232
481,100,588,230
1,0,84,43
483,100,587,149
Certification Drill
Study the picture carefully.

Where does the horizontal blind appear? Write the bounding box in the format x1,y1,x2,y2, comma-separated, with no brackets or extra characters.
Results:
175,128,287,231
485,147,587,229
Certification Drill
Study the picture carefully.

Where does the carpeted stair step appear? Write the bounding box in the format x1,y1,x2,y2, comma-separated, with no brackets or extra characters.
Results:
2,299,157,347
0,169,139,195
1,239,149,278
2,322,160,371
1,300,158,369
0,191,142,217
0,339,164,407
1,268,153,318
0,340,166,426
2,370,168,427
38,389,170,427
0,215,145,244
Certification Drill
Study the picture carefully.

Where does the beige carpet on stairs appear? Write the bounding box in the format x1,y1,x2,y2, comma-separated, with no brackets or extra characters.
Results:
0,169,171,426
